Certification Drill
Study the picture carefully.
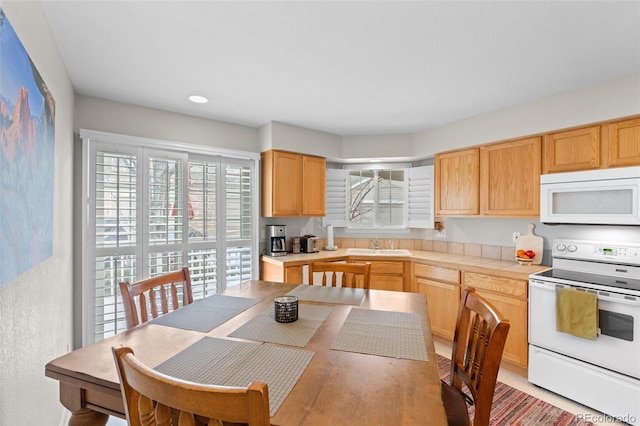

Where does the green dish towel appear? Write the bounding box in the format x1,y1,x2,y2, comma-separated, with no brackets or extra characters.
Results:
556,287,598,340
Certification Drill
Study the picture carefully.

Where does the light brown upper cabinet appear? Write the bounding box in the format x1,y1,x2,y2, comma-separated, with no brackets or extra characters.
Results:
435,148,480,215
480,137,541,217
607,117,640,167
301,155,326,216
543,126,601,173
261,149,326,217
542,117,640,173
436,138,541,217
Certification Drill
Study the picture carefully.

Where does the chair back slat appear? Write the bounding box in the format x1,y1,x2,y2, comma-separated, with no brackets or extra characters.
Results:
112,347,271,426
308,262,371,289
149,289,159,319
170,283,180,311
120,267,193,329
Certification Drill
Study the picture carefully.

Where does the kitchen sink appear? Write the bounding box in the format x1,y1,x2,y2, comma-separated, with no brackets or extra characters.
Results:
345,248,413,256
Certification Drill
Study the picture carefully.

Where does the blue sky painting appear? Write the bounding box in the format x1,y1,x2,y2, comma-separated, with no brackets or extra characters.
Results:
0,8,56,287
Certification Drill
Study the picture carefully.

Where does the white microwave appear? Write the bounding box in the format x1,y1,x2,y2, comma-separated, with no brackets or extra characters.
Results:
540,166,640,225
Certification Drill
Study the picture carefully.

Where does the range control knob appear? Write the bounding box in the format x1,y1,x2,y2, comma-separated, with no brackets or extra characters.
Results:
567,244,578,252
556,243,567,251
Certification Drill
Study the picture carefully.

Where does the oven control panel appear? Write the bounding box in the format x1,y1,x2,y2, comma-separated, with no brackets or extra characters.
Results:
553,239,640,265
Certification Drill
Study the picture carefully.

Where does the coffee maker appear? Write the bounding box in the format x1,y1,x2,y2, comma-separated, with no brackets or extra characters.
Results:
265,225,287,257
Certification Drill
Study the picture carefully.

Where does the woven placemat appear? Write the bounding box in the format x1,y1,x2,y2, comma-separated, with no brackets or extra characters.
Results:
228,304,332,347
331,308,428,361
286,285,366,305
149,295,261,332
155,337,314,417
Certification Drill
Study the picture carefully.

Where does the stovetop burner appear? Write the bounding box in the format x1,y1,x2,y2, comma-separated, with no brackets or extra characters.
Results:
535,268,640,293
531,239,640,296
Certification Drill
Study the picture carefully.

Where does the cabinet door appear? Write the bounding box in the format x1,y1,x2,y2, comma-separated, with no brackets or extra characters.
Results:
417,278,460,340
436,148,480,215
480,137,541,216
369,261,405,292
607,118,640,167
302,155,326,216
284,265,303,284
272,151,302,216
262,150,303,217
468,288,528,368
543,126,601,173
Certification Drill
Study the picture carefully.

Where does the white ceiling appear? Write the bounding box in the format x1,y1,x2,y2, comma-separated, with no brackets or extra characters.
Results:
41,1,640,136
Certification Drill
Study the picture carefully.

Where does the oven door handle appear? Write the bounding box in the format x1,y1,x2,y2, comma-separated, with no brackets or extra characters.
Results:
530,279,640,307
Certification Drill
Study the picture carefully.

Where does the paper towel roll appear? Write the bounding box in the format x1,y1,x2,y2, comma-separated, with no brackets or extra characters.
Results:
326,225,334,248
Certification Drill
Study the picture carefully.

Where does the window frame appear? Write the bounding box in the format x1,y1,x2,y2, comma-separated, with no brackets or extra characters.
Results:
80,129,260,345
323,163,434,232
345,163,411,231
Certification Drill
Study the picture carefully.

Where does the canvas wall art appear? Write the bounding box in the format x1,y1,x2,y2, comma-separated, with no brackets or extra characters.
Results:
0,8,56,287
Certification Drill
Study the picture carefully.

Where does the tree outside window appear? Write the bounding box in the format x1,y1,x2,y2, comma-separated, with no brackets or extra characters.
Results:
348,169,405,228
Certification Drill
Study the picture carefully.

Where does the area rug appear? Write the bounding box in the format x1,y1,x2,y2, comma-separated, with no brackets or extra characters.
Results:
437,355,596,425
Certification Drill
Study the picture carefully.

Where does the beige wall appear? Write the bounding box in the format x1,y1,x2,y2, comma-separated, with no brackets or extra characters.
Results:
75,95,260,152
414,72,640,158
0,1,76,425
261,120,343,159
341,133,416,161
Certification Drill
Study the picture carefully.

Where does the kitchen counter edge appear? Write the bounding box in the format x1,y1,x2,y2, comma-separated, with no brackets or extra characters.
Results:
261,248,549,281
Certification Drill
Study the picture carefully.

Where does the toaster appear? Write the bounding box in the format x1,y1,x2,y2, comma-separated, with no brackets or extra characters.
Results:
300,235,320,253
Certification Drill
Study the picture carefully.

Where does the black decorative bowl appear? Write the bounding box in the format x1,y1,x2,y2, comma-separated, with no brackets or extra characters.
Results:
274,296,298,323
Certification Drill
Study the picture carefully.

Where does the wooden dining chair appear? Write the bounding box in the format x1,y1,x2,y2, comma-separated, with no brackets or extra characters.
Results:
308,261,371,289
440,287,511,426
119,266,193,329
112,346,271,426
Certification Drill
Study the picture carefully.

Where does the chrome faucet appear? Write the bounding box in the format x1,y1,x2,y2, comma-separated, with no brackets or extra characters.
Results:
369,237,380,250
388,240,394,250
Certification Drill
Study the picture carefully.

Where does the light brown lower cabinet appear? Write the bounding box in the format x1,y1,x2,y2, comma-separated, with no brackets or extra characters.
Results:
262,259,407,290
463,272,528,369
262,262,303,284
414,263,461,340
368,260,406,291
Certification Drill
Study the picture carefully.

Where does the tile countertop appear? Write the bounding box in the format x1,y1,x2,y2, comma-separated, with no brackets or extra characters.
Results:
261,248,550,282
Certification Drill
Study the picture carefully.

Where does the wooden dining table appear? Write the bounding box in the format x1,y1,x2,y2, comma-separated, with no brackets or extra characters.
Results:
45,280,448,425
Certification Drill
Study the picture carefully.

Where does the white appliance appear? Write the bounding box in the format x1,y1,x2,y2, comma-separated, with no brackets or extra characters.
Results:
529,239,640,425
540,166,640,225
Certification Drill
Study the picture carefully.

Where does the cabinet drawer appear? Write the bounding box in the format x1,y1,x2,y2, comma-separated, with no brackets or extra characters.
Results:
416,278,459,291
414,264,460,284
463,272,527,298
370,261,404,275
371,276,404,292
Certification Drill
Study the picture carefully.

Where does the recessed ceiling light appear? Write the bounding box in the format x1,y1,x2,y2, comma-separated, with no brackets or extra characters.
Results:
188,95,208,104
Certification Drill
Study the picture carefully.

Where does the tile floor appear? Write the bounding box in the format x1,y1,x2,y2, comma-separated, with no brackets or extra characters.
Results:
105,343,630,426
434,341,629,426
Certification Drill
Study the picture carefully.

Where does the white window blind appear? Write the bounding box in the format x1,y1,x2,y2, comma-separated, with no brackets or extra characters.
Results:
82,130,258,344
407,165,434,228
323,165,434,229
322,168,348,227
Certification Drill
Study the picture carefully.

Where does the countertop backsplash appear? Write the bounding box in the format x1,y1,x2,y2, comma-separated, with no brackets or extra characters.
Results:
260,237,552,267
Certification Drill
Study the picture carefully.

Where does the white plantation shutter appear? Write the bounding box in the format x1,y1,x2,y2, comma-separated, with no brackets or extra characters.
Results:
407,165,434,228
223,161,254,287
324,165,434,229
323,168,348,227
82,130,258,344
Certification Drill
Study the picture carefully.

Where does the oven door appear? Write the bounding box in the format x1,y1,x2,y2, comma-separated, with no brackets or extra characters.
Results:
529,279,640,379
